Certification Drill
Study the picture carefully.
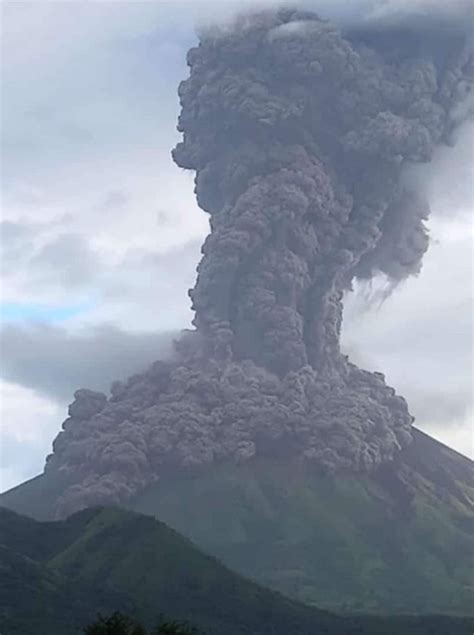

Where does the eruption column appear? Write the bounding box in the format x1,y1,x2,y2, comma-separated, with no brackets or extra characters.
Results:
45,8,473,517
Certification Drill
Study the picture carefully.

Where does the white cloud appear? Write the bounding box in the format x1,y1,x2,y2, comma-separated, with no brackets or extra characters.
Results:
428,420,473,459
0,382,64,491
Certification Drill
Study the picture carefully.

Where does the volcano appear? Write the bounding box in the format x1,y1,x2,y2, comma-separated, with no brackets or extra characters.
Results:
1,7,473,616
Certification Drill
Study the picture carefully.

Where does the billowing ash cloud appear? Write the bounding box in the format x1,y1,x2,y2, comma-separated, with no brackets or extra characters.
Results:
42,7,473,517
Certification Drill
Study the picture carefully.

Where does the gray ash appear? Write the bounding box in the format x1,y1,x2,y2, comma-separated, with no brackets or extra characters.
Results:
44,8,472,518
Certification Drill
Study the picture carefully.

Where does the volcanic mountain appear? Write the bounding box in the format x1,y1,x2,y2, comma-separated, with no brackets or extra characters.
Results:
2,428,473,615
1,6,473,617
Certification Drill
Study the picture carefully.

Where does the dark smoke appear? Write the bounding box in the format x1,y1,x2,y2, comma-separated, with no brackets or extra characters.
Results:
43,7,473,517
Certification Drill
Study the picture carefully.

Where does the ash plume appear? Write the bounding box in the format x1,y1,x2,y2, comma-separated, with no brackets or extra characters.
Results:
43,7,473,517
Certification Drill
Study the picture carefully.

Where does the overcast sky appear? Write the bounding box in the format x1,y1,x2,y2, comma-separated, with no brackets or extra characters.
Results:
1,0,472,492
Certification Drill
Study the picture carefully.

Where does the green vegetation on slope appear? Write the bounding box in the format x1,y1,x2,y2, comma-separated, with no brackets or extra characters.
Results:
0,539,128,635
1,429,473,616
1,506,473,635
128,431,474,615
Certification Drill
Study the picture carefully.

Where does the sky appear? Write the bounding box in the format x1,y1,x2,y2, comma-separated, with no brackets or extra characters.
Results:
0,0,473,491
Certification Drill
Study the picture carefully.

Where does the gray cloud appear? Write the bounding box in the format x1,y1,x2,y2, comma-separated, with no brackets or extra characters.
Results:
361,0,473,23
0,220,34,243
0,323,177,404
188,0,474,31
1,209,200,330
100,190,131,212
1,221,35,275
30,233,100,288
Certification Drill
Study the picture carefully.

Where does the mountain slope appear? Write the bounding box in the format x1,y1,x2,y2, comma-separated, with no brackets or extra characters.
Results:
1,429,473,616
129,429,474,615
1,506,473,635
0,509,132,635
